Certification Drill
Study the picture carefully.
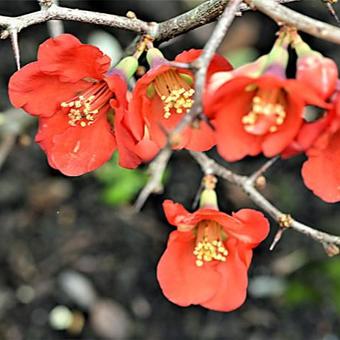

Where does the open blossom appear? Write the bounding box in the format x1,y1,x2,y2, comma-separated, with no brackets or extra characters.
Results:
301,96,340,202
9,34,140,176
205,34,327,162
127,49,233,161
282,40,338,158
157,197,269,312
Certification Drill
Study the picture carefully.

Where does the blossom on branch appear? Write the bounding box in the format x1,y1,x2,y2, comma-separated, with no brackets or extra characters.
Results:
301,97,340,203
9,34,141,176
206,34,327,162
127,48,232,161
157,187,269,312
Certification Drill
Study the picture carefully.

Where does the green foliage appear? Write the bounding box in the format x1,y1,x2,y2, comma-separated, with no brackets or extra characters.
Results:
284,280,320,306
95,154,148,206
323,258,340,313
283,257,340,314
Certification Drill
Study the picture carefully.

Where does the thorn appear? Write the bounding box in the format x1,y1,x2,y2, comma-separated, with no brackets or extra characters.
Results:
9,29,20,70
270,228,285,251
324,1,340,25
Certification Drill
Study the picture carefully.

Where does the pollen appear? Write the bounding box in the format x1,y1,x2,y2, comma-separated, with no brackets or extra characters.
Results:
153,69,195,119
242,89,287,135
60,82,112,127
193,238,228,267
193,220,228,267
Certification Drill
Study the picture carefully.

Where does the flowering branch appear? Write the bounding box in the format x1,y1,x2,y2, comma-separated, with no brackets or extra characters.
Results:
134,0,242,211
189,151,340,254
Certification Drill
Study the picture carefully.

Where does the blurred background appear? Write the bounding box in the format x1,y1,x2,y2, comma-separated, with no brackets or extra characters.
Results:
0,1,340,339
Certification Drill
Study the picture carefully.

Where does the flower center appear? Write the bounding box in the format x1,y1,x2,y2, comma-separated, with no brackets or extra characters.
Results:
193,220,228,267
61,82,112,127
242,88,286,135
153,70,195,119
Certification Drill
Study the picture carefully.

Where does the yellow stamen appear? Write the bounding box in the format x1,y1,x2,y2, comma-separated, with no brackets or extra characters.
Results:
61,83,112,127
193,220,228,267
153,69,195,119
242,88,287,135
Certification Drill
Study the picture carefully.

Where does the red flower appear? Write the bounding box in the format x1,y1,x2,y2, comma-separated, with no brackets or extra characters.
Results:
157,200,269,312
206,74,327,162
127,49,232,161
282,53,338,158
301,98,340,202
8,34,140,176
296,54,338,100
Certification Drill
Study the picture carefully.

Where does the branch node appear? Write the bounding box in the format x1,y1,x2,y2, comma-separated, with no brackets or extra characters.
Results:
278,214,293,228
323,242,340,257
126,11,137,19
0,29,9,39
255,175,267,190
38,0,54,9
202,174,218,190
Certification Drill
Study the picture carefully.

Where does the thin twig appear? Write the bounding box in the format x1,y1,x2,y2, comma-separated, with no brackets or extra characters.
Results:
156,0,301,41
248,156,279,184
0,4,151,36
190,151,340,249
134,148,172,211
246,0,340,44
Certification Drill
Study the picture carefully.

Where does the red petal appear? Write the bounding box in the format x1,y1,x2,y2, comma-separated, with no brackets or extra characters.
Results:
134,137,160,162
163,200,193,229
114,106,143,169
201,238,249,312
38,34,110,82
297,56,338,100
230,209,270,246
184,120,216,151
262,93,303,156
302,130,340,202
8,62,90,117
175,49,233,77
146,94,215,151
36,109,116,176
212,79,263,161
157,231,221,307
127,64,171,141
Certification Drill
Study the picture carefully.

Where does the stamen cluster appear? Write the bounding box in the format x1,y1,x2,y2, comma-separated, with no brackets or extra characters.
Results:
193,237,228,267
61,95,98,127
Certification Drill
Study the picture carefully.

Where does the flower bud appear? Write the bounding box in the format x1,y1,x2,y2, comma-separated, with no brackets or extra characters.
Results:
146,48,166,67
293,34,338,99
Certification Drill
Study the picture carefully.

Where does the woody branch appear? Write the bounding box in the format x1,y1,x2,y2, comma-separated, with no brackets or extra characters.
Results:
1,0,340,45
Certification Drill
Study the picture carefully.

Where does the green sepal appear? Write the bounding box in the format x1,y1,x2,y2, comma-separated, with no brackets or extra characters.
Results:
146,48,165,66
200,189,218,209
115,56,139,79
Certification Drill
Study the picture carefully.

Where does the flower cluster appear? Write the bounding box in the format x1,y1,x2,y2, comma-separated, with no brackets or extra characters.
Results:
7,30,340,312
